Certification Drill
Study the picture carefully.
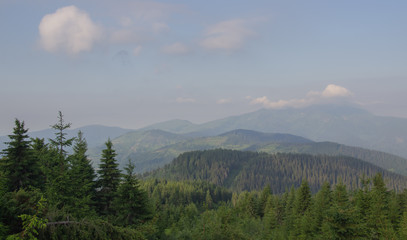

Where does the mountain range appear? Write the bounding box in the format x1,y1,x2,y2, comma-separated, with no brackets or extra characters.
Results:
140,105,407,159
93,128,407,176
2,105,407,176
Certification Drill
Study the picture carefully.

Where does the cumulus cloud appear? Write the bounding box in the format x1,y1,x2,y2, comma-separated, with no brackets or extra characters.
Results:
250,84,352,109
200,19,254,51
39,6,101,55
162,42,189,55
176,97,196,103
321,84,352,97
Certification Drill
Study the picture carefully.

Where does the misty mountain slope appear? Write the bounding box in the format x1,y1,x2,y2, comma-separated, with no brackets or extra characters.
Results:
117,129,313,172
142,105,407,159
139,119,197,133
146,149,407,193
96,128,407,176
87,129,192,170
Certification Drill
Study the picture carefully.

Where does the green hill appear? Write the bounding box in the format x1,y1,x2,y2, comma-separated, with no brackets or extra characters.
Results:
103,129,407,175
146,149,407,193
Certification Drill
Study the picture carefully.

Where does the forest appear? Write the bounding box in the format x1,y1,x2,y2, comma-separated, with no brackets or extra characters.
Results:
2,114,407,239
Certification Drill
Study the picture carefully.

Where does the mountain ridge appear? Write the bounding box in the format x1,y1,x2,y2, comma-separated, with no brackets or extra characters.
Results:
145,149,407,193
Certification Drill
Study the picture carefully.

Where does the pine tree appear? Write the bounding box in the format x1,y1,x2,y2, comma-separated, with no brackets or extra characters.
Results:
367,173,396,239
312,182,332,235
295,180,312,215
114,160,151,226
97,139,121,216
1,119,42,191
259,185,272,218
68,131,97,217
324,183,359,239
49,111,74,171
204,189,213,210
45,112,75,209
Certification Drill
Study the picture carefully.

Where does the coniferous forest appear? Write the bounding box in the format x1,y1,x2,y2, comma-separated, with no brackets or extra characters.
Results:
3,114,407,239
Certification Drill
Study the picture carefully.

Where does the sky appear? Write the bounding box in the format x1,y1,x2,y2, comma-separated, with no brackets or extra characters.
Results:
1,0,407,135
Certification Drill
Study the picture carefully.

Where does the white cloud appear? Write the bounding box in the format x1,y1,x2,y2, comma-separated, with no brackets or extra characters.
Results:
321,84,352,98
162,42,189,55
176,97,196,103
200,19,254,51
217,98,232,104
251,84,352,109
39,6,101,55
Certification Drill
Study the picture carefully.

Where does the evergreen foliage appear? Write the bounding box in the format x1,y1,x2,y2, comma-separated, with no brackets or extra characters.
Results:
49,111,74,170
67,131,97,218
148,149,407,192
3,116,407,239
1,119,42,191
113,160,152,226
96,139,121,216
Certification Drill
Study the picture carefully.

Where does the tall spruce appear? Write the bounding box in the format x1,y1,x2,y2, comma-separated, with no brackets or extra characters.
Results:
114,160,151,226
323,183,359,239
46,112,75,209
68,131,97,217
97,139,121,215
49,111,74,171
1,119,41,191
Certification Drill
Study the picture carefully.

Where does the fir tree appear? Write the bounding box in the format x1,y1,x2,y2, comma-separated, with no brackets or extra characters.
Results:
294,180,312,215
97,139,121,216
45,112,75,210
367,173,396,239
324,183,359,239
49,111,74,171
114,160,151,226
68,131,97,218
1,119,42,191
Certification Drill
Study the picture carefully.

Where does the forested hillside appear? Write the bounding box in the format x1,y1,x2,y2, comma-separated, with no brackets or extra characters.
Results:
90,129,407,176
3,116,407,239
148,149,407,193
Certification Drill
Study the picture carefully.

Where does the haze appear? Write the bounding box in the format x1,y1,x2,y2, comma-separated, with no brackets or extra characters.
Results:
1,0,407,135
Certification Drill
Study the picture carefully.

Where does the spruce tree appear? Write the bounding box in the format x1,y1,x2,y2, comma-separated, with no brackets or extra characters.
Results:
367,173,396,239
294,180,312,215
324,183,359,239
68,131,97,217
1,119,42,191
114,160,151,226
46,112,75,210
97,139,121,216
49,111,74,171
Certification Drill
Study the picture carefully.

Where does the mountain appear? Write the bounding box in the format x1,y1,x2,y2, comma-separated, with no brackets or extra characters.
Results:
100,129,315,173
90,128,407,176
146,149,407,193
87,129,193,170
0,124,131,152
141,105,407,159
139,119,197,134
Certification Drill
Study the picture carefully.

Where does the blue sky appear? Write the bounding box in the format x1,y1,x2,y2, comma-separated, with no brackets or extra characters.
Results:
1,0,407,135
